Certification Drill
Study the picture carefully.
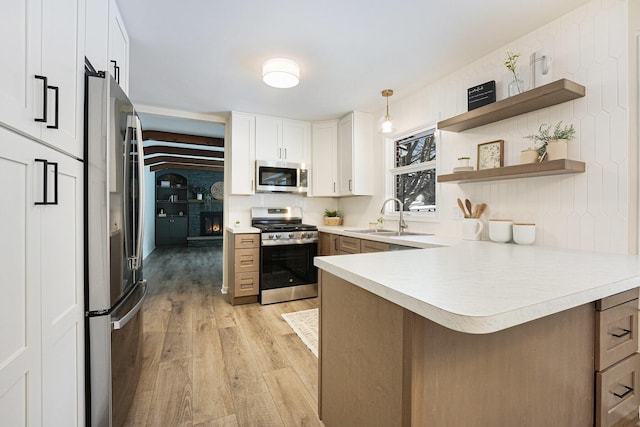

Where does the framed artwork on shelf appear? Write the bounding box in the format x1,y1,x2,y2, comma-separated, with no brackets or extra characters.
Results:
477,140,504,170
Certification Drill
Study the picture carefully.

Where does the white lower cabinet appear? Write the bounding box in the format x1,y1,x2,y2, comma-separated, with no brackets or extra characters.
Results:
0,127,84,426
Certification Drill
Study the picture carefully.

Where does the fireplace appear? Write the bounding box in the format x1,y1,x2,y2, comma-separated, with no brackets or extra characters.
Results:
200,212,223,236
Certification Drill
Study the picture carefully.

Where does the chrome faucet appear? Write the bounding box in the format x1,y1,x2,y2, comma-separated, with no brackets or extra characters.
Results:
380,198,407,234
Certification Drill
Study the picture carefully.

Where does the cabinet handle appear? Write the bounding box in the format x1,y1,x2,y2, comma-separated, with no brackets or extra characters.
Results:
613,385,634,399
34,75,48,123
34,159,58,205
610,328,631,338
333,182,336,193
284,148,287,159
348,179,352,191
251,179,254,191
279,148,282,159
110,60,120,84
46,85,59,129
333,237,338,252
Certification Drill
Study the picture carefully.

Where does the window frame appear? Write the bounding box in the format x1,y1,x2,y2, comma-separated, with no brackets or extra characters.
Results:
383,123,440,223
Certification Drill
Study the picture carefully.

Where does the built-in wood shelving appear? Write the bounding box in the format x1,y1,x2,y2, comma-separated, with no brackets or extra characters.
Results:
437,79,585,132
437,159,585,184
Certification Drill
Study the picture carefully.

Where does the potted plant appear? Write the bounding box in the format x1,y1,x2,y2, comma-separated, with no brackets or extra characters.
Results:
190,185,207,200
323,209,342,226
524,121,576,160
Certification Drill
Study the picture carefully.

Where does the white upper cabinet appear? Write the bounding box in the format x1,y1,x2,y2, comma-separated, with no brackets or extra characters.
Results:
310,121,339,197
338,111,373,196
230,112,256,195
0,0,85,158
85,0,109,72
282,119,310,164
255,115,310,164
108,0,129,94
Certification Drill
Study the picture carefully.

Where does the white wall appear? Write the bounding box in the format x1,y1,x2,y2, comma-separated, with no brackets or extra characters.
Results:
341,0,636,254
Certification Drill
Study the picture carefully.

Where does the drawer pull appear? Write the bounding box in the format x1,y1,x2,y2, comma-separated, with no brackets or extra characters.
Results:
610,328,632,338
613,385,634,399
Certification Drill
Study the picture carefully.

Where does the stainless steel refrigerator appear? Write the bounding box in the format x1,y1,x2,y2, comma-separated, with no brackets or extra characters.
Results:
84,71,147,427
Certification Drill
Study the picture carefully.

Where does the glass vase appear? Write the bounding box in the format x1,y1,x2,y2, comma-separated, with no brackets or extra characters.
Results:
508,74,525,96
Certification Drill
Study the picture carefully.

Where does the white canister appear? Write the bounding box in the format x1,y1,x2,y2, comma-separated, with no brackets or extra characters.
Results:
513,223,536,245
489,219,513,243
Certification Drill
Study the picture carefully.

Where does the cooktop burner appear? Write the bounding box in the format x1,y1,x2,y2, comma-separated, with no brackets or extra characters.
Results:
253,223,318,232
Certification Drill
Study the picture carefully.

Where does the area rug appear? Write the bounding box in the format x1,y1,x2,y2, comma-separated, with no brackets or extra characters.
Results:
281,308,318,357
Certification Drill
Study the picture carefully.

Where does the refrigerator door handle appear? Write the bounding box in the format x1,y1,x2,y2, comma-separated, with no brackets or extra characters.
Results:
123,124,133,268
112,280,147,330
133,116,145,270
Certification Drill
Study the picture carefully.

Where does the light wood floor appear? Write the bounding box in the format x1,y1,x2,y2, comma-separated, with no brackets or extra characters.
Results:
123,245,322,427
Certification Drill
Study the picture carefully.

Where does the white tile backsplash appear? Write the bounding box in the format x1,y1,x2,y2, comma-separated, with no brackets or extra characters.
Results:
339,0,634,254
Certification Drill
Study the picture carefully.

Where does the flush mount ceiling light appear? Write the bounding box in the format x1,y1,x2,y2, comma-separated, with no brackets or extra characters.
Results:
378,89,395,134
262,58,300,88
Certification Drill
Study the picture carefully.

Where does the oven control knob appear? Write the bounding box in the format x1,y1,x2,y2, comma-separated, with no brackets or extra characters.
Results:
275,233,281,239
302,233,309,238
289,233,295,238
268,234,274,239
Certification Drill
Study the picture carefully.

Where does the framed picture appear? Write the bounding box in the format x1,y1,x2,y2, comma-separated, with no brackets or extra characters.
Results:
477,140,504,170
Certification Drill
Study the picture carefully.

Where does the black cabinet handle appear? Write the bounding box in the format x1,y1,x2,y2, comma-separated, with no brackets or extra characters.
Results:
34,75,48,123
610,328,631,338
613,385,634,399
110,60,120,84
34,159,58,205
47,85,59,129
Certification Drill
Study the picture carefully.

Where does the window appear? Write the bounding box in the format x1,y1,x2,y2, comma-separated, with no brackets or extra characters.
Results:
388,127,437,214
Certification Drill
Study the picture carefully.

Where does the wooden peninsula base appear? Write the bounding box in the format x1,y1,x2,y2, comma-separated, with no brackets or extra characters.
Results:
318,271,640,427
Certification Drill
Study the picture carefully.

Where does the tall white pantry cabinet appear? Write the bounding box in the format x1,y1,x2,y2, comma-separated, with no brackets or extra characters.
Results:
0,0,87,425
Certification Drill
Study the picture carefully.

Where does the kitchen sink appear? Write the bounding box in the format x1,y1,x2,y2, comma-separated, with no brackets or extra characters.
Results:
348,229,432,237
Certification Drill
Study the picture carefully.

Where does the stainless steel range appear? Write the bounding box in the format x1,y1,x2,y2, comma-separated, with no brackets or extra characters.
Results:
251,207,318,304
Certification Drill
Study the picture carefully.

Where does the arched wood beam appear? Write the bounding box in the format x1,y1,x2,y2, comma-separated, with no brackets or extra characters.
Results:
142,130,224,147
144,145,224,159
145,155,223,166
150,163,224,172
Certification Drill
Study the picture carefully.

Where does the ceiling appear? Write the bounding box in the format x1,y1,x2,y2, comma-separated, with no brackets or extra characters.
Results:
116,0,590,123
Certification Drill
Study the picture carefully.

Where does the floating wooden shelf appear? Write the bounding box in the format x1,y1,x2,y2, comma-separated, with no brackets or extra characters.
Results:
437,159,585,183
437,79,585,132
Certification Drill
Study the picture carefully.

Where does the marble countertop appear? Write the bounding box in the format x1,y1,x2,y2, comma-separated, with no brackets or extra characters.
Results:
314,240,640,334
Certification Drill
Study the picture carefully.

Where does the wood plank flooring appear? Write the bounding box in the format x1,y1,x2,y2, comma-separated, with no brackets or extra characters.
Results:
123,246,322,427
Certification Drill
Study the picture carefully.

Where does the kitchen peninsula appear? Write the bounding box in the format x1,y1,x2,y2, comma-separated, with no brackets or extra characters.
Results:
315,241,640,426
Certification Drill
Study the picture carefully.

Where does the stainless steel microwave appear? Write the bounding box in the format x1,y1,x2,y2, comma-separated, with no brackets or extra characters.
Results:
255,160,308,193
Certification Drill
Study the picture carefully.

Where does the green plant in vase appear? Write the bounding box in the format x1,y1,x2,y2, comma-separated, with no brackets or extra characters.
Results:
505,51,524,96
323,209,342,226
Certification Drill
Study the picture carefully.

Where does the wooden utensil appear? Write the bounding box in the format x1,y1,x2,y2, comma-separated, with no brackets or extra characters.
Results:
457,198,468,218
465,199,473,218
476,203,487,218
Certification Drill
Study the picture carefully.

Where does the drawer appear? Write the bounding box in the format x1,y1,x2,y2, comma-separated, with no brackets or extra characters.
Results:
596,353,640,427
360,239,389,253
596,299,639,371
234,272,259,297
234,248,259,273
338,236,361,254
235,233,260,249
598,289,640,311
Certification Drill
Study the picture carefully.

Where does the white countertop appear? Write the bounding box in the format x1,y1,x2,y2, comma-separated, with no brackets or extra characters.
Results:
226,225,260,234
314,240,640,334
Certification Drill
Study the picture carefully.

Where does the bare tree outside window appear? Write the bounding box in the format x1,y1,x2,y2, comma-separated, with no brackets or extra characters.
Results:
392,128,436,212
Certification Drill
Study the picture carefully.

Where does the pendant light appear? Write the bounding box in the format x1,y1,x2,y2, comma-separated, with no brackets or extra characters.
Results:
262,58,300,88
378,89,395,134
